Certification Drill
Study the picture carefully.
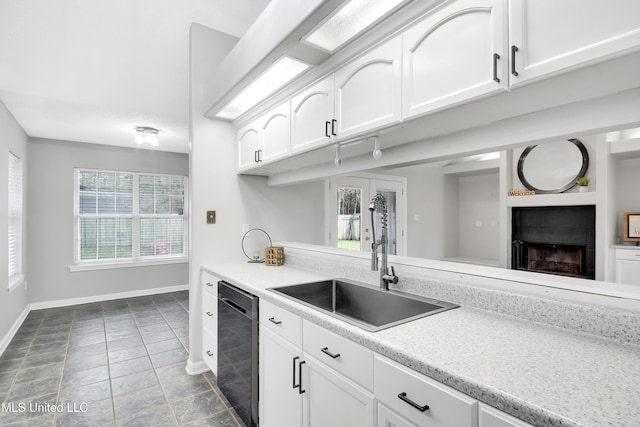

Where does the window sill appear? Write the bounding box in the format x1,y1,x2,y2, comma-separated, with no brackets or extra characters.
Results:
68,258,188,272
8,274,25,293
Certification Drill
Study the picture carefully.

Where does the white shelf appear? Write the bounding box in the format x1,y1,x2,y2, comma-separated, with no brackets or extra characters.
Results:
610,137,640,158
507,191,597,207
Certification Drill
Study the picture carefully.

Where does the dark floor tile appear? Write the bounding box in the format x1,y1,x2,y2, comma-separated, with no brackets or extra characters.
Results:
138,323,172,335
135,316,167,327
105,329,140,342
0,345,29,361
64,352,108,372
14,361,64,384
0,357,23,377
4,413,55,427
155,362,192,384
145,338,184,355
28,341,69,355
109,355,152,378
32,332,69,346
61,364,109,388
55,397,114,427
69,332,105,348
111,370,159,397
112,385,166,419
170,391,228,426
0,395,57,426
66,341,106,357
59,379,111,404
150,348,188,369
21,349,67,369
108,345,148,364
107,334,144,351
159,374,213,402
116,405,177,427
141,330,176,345
182,410,239,427
8,375,61,401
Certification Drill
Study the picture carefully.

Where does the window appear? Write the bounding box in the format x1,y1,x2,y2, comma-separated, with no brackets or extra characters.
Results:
8,152,23,283
74,169,187,266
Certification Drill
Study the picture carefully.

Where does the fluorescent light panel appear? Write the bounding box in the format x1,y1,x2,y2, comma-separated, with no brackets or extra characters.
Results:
217,57,309,120
304,0,405,52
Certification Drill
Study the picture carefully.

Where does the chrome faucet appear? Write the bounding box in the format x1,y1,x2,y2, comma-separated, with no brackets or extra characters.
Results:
369,194,399,290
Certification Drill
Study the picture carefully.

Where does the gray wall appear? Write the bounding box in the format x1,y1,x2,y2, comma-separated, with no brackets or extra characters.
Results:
27,138,189,304
0,101,29,342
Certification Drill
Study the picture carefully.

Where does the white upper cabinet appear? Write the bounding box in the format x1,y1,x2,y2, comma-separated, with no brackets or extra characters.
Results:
334,35,402,141
402,0,507,119
291,76,335,154
261,101,291,163
238,101,291,171
238,120,262,171
509,0,640,87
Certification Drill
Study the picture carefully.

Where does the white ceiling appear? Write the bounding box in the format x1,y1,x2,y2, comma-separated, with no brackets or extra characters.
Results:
0,0,269,153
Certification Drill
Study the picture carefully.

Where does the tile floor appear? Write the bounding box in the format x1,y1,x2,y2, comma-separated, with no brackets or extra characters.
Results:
0,291,243,427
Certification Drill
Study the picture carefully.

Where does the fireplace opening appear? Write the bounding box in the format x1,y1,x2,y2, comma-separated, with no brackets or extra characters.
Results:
513,242,587,278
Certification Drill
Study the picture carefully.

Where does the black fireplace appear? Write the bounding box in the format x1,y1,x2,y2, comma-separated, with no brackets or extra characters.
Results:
511,206,595,279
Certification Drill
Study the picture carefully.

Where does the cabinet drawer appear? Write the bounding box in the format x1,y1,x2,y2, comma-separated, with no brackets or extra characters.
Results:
202,328,217,374
202,290,217,334
374,355,478,427
615,248,640,261
260,299,302,347
479,403,533,427
201,270,218,291
303,320,373,391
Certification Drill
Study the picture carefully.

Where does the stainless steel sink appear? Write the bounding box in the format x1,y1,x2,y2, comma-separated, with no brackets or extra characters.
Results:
270,279,458,332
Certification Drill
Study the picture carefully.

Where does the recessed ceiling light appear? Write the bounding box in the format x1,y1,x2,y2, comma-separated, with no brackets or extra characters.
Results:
216,56,310,120
303,0,406,53
135,127,159,146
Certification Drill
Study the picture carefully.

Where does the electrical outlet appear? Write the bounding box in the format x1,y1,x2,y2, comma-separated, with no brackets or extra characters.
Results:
206,211,216,224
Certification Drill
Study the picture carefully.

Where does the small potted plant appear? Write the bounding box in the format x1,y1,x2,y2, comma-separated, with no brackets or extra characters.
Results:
576,176,590,192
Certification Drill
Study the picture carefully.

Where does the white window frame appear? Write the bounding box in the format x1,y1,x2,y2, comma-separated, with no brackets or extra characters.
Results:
8,151,24,292
70,168,189,271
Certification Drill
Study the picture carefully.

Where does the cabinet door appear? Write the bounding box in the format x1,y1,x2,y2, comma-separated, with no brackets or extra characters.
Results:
334,35,402,141
261,101,291,163
303,355,375,427
259,327,303,427
202,328,217,373
402,0,507,119
509,0,640,87
479,403,534,427
616,259,640,286
378,403,417,427
238,121,261,170
291,76,335,154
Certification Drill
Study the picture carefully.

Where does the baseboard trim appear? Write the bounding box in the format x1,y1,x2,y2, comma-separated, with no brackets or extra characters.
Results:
0,305,31,356
30,284,189,310
185,358,209,376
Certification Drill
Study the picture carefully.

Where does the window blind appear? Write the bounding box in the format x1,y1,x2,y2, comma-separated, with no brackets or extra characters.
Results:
8,152,22,279
75,169,187,264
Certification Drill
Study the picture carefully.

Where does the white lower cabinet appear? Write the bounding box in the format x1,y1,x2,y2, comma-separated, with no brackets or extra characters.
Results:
615,248,640,286
201,271,219,374
259,302,534,427
375,355,478,427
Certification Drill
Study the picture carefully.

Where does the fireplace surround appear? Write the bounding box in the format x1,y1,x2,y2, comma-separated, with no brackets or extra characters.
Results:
511,206,595,279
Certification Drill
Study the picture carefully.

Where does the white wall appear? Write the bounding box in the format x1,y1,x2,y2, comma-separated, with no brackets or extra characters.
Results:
0,100,29,345
27,138,189,304
188,24,324,371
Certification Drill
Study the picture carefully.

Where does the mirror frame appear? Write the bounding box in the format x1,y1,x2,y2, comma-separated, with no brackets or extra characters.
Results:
517,138,589,194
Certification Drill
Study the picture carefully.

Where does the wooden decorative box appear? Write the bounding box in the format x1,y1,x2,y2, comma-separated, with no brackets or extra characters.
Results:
265,246,285,266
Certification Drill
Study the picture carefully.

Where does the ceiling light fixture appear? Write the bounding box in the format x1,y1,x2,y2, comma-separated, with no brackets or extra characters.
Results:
334,145,342,166
216,56,310,120
303,0,406,52
372,137,382,160
135,127,159,147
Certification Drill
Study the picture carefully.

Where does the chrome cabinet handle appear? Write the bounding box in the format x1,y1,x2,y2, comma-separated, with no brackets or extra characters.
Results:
292,356,299,389
325,121,331,138
493,53,500,83
331,119,337,136
268,317,282,325
298,360,306,394
205,282,214,287
321,347,341,359
206,350,214,357
398,392,429,412
511,45,519,76
206,311,213,317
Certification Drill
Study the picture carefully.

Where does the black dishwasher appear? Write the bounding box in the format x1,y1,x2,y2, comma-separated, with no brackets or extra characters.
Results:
217,281,259,427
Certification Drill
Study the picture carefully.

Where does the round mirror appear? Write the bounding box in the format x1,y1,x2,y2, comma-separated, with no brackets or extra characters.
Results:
517,139,589,194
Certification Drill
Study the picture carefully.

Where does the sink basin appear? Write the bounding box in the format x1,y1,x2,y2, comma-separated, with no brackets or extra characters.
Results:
270,279,458,332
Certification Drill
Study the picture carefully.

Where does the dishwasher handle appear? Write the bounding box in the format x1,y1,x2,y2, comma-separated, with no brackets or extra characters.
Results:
220,297,247,315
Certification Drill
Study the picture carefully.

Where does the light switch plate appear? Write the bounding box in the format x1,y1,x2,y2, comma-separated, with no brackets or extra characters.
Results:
207,211,216,224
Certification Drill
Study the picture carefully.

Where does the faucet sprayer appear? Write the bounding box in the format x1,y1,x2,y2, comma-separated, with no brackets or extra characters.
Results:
369,194,398,290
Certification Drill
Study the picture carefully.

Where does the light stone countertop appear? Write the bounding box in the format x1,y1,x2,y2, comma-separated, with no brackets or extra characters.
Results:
202,262,640,427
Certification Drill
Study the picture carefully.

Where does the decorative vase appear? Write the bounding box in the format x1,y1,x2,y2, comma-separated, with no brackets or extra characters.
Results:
579,186,589,193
